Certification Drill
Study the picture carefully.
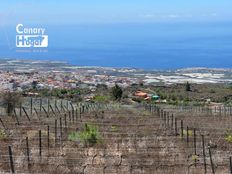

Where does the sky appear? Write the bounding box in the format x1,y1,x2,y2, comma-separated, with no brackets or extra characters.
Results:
0,0,232,25
0,0,232,69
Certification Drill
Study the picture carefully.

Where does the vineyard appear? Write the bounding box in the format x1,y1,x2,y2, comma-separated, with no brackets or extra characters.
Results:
0,98,232,173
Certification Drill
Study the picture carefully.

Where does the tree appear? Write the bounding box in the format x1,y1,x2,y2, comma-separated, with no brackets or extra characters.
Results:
185,81,191,92
111,84,123,101
31,81,38,90
0,91,22,116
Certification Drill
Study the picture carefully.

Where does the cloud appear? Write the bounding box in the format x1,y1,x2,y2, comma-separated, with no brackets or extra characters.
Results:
139,13,183,19
210,13,217,16
139,14,157,18
166,14,180,18
201,12,218,17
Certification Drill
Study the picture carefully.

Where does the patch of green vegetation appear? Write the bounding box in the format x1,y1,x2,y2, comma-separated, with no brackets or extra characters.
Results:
0,129,7,140
68,124,102,147
27,88,87,101
110,125,118,132
191,154,199,161
93,95,110,103
50,88,81,98
225,130,232,143
111,84,123,101
182,129,193,136
148,83,231,104
68,132,79,141
1,91,22,116
79,123,102,147
225,135,232,143
168,100,179,105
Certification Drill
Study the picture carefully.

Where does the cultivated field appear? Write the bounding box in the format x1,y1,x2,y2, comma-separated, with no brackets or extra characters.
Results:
0,98,231,173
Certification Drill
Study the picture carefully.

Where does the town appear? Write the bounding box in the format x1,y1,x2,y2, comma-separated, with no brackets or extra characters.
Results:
0,59,231,106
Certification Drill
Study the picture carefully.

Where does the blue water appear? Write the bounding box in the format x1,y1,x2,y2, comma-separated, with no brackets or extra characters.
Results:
0,22,232,69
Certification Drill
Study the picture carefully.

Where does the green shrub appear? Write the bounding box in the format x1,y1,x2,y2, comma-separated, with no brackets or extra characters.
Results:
68,132,79,141
182,129,193,136
79,124,102,147
0,129,7,139
225,130,232,143
225,134,232,143
68,124,102,147
191,154,199,161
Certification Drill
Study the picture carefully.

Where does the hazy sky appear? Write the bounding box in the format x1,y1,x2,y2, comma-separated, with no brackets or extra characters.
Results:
0,0,232,25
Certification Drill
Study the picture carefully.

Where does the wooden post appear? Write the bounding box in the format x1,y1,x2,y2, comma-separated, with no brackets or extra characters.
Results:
0,118,7,130
8,146,15,174
47,125,50,150
60,117,62,139
42,106,49,117
187,126,189,146
40,98,42,112
61,104,67,111
70,102,74,111
72,109,75,123
60,100,63,112
130,165,133,174
209,147,215,174
76,109,78,122
230,157,232,174
22,107,31,121
181,120,184,138
47,99,50,113
194,128,197,167
201,135,207,174
55,120,57,145
55,100,57,112
39,130,42,157
20,103,22,117
79,108,82,121
55,104,60,114
171,114,174,130
13,109,19,125
164,111,166,128
26,137,30,164
175,118,177,136
64,114,67,129
49,105,56,116
68,111,71,123
30,97,33,115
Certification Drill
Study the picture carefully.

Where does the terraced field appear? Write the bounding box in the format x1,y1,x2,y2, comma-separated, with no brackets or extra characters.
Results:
0,101,231,173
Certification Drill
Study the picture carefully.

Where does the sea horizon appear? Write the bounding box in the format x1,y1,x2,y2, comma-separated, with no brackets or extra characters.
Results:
1,22,232,70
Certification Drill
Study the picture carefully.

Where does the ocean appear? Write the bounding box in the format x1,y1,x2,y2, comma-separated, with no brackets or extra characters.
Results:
0,22,232,69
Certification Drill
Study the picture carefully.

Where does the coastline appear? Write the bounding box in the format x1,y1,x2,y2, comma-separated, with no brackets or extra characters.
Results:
0,58,231,85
